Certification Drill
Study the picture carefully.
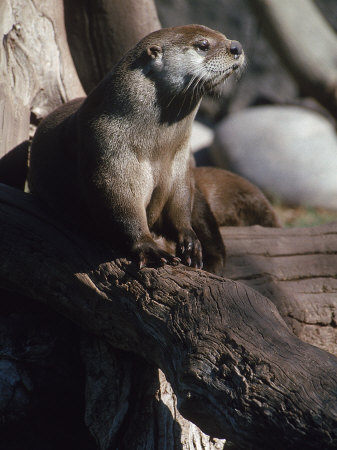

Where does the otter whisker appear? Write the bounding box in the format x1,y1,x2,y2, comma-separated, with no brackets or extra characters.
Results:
166,70,203,109
189,73,206,110
190,78,205,101
166,92,180,109
182,73,200,96
169,67,206,113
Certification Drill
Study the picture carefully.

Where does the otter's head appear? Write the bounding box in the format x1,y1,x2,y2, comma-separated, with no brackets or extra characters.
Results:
139,24,245,99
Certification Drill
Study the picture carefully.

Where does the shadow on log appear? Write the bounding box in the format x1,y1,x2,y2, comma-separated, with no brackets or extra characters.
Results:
0,184,336,449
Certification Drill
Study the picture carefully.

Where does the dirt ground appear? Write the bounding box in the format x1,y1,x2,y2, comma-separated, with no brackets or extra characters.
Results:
273,202,337,228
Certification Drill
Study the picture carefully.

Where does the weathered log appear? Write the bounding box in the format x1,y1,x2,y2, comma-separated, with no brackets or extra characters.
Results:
222,225,337,357
0,0,161,157
0,0,84,156
0,290,96,449
81,336,227,449
0,184,336,450
64,0,161,93
248,0,337,119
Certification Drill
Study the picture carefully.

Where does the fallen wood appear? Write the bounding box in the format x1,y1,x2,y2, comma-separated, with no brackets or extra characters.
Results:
0,183,336,449
222,224,337,356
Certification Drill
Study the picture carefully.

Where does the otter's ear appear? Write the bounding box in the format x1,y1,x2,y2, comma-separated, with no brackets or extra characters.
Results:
147,45,162,59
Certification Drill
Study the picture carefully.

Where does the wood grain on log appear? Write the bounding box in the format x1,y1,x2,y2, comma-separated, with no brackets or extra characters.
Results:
222,225,337,356
0,184,336,449
0,0,84,156
64,0,161,93
81,336,227,449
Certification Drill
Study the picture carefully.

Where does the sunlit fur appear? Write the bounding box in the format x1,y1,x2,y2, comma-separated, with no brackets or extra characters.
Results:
28,25,243,274
151,28,245,114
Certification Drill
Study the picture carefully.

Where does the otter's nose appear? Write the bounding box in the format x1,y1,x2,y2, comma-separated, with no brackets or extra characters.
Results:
230,40,243,57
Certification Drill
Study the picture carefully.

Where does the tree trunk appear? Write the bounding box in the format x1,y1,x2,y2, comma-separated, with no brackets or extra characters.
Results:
248,0,337,119
0,0,160,156
64,0,161,93
0,0,84,156
0,184,336,450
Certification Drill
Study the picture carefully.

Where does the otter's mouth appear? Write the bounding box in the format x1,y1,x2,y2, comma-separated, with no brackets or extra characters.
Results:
203,63,241,91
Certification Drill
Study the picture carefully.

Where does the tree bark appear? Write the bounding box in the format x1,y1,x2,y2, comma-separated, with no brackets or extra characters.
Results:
81,336,227,449
0,0,161,159
0,0,84,156
0,184,336,450
222,224,337,357
64,0,161,93
248,0,337,119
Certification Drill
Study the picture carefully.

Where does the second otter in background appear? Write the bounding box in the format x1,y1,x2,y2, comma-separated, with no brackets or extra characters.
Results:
194,167,280,228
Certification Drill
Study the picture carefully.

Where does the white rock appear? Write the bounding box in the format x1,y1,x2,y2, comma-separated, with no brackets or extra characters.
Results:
190,121,214,153
211,106,337,209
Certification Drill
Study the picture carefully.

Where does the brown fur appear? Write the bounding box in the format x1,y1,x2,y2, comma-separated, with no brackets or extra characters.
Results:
193,167,280,227
157,167,280,260
28,25,245,274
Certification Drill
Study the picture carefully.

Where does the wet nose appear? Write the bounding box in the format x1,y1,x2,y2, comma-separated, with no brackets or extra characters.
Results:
230,40,243,57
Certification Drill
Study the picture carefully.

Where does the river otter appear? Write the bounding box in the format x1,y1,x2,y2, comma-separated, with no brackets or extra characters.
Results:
193,167,280,228
28,25,245,274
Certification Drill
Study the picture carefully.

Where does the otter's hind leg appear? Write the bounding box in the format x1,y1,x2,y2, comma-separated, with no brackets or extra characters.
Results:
192,188,226,276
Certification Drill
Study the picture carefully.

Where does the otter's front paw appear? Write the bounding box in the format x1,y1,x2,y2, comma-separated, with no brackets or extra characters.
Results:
133,240,180,269
176,229,203,269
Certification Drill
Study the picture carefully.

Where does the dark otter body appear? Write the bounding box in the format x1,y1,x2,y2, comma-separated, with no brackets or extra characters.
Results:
28,25,245,275
0,141,29,191
193,167,280,228
157,167,280,258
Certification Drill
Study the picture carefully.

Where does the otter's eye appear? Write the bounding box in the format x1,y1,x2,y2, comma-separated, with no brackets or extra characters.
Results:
195,39,210,51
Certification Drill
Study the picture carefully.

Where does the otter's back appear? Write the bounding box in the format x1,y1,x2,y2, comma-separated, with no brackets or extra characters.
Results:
29,98,85,224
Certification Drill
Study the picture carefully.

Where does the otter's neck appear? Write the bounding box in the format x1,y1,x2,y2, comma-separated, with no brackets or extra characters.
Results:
156,93,202,125
107,63,203,126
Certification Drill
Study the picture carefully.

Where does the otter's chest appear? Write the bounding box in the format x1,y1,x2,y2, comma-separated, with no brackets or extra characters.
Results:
145,150,189,227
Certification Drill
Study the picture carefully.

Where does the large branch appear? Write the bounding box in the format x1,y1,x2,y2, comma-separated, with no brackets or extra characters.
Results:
248,0,337,118
0,184,336,449
222,224,337,357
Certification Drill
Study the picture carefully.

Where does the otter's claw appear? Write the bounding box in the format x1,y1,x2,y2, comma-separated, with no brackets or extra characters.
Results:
135,240,180,269
177,229,203,269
